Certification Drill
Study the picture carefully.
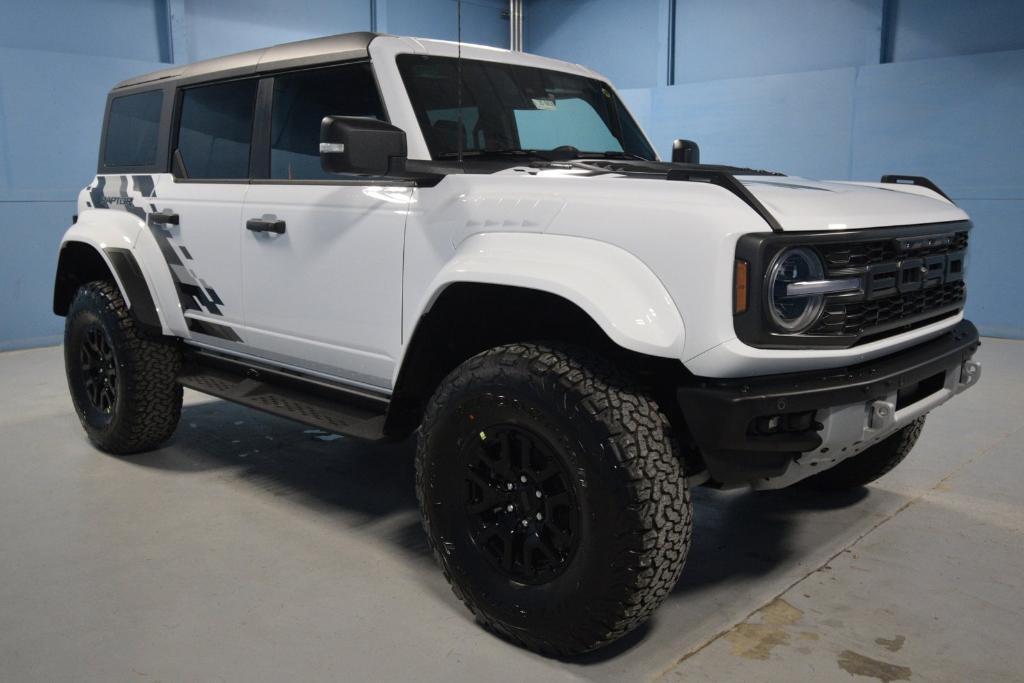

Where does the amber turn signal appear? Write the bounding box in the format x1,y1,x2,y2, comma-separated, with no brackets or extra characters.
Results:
734,259,749,314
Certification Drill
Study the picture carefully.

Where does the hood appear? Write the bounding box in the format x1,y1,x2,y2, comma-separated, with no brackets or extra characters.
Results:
494,160,966,232
736,176,966,231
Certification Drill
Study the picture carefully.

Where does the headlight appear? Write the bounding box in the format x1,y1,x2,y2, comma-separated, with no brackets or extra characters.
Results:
766,247,825,332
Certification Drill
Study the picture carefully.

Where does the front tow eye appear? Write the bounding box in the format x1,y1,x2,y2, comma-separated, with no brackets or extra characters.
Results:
868,400,896,431
958,360,981,390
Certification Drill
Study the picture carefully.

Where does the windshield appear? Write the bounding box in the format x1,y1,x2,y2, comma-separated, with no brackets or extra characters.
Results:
397,54,656,161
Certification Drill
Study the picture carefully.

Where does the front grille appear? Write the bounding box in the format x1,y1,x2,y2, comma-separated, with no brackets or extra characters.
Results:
818,231,968,269
734,222,971,349
814,281,965,336
808,230,968,342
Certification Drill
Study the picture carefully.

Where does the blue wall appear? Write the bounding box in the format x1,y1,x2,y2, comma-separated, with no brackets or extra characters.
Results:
385,0,510,48
528,0,1024,90
0,0,507,350
526,0,672,88
891,0,1024,62
172,0,508,63
530,0,1024,339
674,0,884,84
172,0,370,62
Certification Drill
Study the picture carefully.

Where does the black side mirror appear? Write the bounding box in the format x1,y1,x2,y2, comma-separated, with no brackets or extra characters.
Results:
320,115,407,176
671,139,700,164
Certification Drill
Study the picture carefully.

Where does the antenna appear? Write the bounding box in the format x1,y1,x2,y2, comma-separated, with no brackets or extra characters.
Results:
456,0,464,165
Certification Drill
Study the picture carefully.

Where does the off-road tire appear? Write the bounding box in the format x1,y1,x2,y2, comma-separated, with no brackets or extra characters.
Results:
64,280,182,454
415,343,692,656
799,416,926,491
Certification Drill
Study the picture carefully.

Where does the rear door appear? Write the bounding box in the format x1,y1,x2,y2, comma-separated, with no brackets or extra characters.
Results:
240,62,412,390
149,78,258,346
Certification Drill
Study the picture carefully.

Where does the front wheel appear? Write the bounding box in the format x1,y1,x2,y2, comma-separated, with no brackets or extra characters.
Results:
64,281,183,454
415,343,692,655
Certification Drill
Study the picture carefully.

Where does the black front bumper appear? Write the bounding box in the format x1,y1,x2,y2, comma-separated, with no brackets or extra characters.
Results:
677,320,980,485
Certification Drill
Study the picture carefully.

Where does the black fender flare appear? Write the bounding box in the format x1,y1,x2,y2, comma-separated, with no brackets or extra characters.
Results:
54,241,161,333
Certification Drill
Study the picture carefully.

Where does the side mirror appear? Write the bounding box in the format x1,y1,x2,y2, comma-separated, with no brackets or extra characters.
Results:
320,115,407,176
671,139,700,164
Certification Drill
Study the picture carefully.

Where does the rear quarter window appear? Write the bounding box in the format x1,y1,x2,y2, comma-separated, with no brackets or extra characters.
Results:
103,90,163,168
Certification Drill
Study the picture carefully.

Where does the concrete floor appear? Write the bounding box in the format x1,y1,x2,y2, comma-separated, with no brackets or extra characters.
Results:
0,339,1021,682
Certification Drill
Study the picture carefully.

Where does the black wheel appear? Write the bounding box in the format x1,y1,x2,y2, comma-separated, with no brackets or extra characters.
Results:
65,280,183,454
799,417,926,491
415,343,692,656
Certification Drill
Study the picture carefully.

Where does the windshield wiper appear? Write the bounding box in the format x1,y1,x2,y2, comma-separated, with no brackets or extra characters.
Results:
571,151,650,161
435,149,552,160
434,149,653,163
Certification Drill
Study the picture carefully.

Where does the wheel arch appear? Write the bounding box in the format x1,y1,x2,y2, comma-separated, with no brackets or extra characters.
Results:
411,232,685,358
385,232,690,438
54,232,162,334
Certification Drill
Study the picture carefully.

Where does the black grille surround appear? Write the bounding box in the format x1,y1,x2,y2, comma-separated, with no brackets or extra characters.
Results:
734,221,970,349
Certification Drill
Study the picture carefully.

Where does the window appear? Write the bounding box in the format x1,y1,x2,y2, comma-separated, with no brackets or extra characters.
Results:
397,55,655,161
103,90,163,168
176,79,257,179
514,99,622,152
270,63,386,179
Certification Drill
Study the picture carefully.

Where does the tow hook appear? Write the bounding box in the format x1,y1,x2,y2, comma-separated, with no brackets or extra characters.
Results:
958,360,981,390
868,400,896,431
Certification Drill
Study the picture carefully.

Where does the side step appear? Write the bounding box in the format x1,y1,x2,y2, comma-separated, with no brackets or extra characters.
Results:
177,351,389,441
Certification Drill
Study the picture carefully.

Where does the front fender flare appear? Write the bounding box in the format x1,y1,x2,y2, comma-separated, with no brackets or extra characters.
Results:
418,233,685,358
54,212,163,332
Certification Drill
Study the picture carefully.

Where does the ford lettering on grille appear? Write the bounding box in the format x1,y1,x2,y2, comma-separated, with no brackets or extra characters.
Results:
864,250,965,300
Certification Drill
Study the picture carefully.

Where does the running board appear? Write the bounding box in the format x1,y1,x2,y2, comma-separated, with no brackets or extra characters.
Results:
177,351,389,441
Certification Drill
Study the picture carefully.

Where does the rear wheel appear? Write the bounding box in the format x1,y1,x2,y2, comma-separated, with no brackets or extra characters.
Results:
799,417,926,491
415,343,692,655
64,281,182,454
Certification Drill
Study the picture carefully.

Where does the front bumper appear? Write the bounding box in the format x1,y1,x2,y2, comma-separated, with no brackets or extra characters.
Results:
677,320,981,487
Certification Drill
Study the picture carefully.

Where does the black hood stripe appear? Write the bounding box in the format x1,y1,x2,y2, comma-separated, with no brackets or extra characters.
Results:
742,180,832,192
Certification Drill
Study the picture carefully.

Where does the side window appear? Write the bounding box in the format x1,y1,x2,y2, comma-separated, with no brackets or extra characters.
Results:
176,79,257,179
103,90,163,168
270,63,386,180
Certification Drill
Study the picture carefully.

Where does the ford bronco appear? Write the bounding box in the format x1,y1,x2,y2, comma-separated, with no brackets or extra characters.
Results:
53,33,981,655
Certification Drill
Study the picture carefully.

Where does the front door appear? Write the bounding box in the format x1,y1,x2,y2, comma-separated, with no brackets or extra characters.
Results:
239,62,411,390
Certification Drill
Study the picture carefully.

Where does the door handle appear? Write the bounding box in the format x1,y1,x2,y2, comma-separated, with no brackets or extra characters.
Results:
150,210,179,225
246,218,286,234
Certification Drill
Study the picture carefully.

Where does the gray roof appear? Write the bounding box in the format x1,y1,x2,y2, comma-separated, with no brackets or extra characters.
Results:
114,32,381,90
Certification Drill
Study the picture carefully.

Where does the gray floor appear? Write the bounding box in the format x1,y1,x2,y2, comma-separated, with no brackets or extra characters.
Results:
0,339,1021,683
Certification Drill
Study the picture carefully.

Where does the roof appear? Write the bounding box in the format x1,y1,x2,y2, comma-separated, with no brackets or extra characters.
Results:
114,32,380,90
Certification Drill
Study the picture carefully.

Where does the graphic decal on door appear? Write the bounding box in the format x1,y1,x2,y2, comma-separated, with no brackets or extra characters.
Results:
85,174,243,343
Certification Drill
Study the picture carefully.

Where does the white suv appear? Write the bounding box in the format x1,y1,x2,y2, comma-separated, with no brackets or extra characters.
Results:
53,32,981,655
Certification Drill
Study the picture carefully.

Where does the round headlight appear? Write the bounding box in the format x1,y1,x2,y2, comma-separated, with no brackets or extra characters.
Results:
767,247,825,332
